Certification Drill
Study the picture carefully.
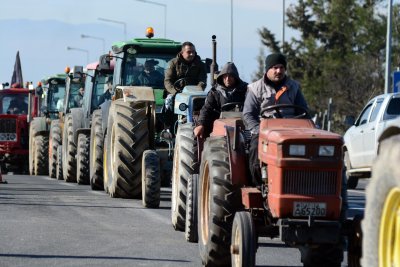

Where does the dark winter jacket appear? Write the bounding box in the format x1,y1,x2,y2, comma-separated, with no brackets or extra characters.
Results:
243,75,308,133
164,53,207,95
197,62,248,135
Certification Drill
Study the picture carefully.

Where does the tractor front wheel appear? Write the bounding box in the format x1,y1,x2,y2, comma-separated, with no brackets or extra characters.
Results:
231,211,256,267
185,174,198,243
141,149,160,208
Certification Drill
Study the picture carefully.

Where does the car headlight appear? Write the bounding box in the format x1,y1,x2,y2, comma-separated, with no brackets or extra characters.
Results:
289,144,306,156
319,145,335,156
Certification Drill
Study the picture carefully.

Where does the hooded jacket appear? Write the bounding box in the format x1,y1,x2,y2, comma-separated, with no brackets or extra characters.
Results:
164,53,207,95
197,62,248,135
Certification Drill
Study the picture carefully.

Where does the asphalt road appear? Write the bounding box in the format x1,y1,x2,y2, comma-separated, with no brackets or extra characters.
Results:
0,174,366,267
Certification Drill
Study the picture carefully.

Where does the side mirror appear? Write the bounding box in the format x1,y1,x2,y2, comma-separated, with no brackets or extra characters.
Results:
73,66,84,79
344,115,355,126
98,54,112,71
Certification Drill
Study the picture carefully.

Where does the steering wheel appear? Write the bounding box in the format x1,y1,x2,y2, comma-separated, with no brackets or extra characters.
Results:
221,102,244,112
173,78,187,92
260,104,310,119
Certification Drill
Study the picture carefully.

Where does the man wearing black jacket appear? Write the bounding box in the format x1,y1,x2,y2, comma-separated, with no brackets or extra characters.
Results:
194,62,247,138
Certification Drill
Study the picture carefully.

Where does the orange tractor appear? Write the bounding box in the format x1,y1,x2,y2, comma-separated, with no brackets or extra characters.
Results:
197,104,361,267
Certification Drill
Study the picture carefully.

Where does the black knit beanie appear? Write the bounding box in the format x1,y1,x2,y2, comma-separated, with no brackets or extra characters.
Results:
265,53,287,71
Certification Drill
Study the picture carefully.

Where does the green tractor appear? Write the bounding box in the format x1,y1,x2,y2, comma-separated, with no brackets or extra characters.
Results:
29,73,67,176
59,66,86,183
102,34,182,208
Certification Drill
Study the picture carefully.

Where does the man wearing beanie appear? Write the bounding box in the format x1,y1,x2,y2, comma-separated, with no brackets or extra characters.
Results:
243,53,308,186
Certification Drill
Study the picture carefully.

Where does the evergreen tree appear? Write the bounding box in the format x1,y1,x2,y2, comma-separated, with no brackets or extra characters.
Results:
251,46,266,82
257,0,394,133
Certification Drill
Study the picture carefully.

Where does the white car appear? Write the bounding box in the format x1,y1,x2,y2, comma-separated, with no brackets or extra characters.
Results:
343,92,400,188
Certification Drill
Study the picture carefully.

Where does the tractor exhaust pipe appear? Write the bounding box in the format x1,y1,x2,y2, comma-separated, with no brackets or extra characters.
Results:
210,35,218,87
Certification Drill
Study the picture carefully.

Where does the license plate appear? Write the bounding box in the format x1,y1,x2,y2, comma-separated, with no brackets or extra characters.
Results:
293,202,327,217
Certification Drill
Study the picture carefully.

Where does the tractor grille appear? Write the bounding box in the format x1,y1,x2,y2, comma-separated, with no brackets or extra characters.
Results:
283,170,337,195
0,118,16,133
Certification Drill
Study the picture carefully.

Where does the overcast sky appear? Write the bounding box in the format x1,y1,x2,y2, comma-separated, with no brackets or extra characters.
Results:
0,0,298,85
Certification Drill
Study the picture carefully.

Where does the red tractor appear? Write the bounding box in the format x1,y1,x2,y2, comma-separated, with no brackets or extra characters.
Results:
197,104,361,267
0,84,38,173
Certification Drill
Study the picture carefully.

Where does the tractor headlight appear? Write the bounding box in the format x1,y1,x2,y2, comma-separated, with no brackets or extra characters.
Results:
9,133,17,141
179,103,188,111
318,145,335,156
289,144,306,156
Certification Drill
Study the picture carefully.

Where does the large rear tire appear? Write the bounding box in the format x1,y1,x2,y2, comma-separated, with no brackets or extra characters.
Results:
28,121,37,175
104,99,149,198
362,135,400,267
29,135,35,175
198,137,240,266
56,145,63,180
171,123,198,231
90,110,104,190
231,211,256,267
185,174,198,243
141,149,160,208
77,133,90,185
33,134,49,175
49,120,61,178
62,114,77,182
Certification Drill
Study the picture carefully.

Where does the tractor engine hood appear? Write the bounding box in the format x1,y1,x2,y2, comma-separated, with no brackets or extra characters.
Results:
258,118,343,167
259,118,342,144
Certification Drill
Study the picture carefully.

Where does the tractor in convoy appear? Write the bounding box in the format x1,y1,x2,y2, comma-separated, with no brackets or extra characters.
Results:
101,28,183,208
56,66,86,183
196,104,362,267
0,83,38,174
170,36,217,239
29,73,67,177
59,55,114,187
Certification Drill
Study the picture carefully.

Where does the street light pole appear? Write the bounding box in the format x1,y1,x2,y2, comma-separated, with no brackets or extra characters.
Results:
133,0,167,38
230,0,233,62
66,46,90,64
98,17,127,40
384,0,393,94
81,34,106,53
282,0,285,53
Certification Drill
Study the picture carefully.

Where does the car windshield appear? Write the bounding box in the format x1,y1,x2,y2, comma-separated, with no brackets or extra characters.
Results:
1,94,29,115
122,53,174,88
